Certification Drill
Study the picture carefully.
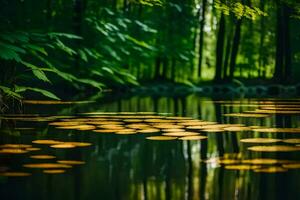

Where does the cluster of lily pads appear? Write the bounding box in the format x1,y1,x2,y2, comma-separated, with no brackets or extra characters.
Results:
0,140,89,177
48,113,259,140
205,157,300,173
2,99,300,176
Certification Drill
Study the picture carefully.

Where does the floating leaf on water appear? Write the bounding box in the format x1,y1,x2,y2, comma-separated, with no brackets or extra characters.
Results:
23,163,72,169
115,129,137,135
23,100,93,104
282,163,300,169
260,106,300,111
57,160,85,165
93,129,115,133
126,123,150,129
0,149,28,154
249,126,263,129
224,126,252,132
201,129,225,133
253,128,300,133
56,125,96,131
43,169,66,174
200,124,231,129
49,121,83,126
205,158,240,165
138,129,160,133
50,144,76,149
254,166,288,173
62,118,99,122
223,113,270,118
165,116,192,120
252,109,300,114
161,128,185,132
186,126,206,130
144,119,176,123
30,155,56,159
163,132,200,137
178,121,217,126
0,117,55,121
123,119,143,123
32,140,63,145
99,125,124,130
153,124,183,129
64,142,92,147
242,158,294,165
282,139,300,144
146,136,177,140
26,147,41,151
0,172,32,177
248,145,300,152
225,165,261,170
0,144,32,148
89,121,124,125
179,136,208,140
240,138,281,143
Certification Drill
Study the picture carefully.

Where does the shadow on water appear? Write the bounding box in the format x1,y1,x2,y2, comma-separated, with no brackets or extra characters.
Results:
1,94,300,200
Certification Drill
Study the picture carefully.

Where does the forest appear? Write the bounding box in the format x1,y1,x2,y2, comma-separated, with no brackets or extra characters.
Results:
0,0,300,104
2,1,300,199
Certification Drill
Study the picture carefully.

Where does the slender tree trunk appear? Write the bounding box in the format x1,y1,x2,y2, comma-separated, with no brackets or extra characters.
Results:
162,57,168,80
214,14,225,82
229,19,242,80
283,5,291,82
223,20,233,80
154,57,161,79
171,58,176,82
198,0,207,78
274,1,290,82
259,0,265,78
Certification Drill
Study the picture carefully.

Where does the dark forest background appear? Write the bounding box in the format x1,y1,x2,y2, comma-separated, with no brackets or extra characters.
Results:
0,0,300,101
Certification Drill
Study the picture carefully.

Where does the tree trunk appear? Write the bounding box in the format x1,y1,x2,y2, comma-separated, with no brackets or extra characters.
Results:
214,14,225,82
283,5,291,82
274,1,291,83
223,21,233,80
171,58,176,82
154,57,161,79
258,0,265,78
162,57,168,80
198,0,207,78
229,19,242,80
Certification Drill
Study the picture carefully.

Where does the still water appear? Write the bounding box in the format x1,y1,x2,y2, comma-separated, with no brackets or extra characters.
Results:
1,94,300,200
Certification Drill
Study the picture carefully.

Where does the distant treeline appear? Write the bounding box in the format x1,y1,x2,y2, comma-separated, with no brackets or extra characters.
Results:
0,0,300,102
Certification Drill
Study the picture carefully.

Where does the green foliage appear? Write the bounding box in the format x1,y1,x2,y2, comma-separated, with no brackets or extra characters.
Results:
15,85,60,100
0,31,106,100
131,0,163,7
214,0,268,20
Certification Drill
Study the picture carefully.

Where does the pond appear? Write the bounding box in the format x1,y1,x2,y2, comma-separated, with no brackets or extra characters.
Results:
1,94,300,200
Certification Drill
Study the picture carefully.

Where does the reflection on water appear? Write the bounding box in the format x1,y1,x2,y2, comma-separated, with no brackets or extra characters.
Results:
1,94,300,200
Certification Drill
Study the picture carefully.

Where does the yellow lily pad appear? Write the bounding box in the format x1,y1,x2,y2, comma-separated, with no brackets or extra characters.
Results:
248,145,300,152
146,136,177,140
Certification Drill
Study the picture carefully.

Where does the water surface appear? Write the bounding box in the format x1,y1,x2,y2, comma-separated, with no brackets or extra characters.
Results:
1,95,300,200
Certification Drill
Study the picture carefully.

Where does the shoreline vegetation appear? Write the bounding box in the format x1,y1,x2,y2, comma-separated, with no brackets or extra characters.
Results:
0,0,300,111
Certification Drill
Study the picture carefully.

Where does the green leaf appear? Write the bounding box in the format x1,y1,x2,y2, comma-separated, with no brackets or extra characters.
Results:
25,44,48,55
77,78,104,90
0,85,22,99
48,32,82,40
78,49,88,62
15,85,60,100
21,61,51,83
